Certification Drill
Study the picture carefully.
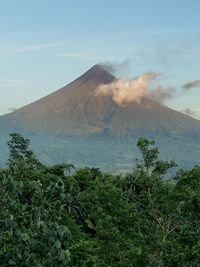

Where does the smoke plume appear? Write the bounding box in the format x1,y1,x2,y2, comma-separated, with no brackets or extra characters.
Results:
99,60,131,76
96,71,174,106
183,80,200,90
147,86,175,103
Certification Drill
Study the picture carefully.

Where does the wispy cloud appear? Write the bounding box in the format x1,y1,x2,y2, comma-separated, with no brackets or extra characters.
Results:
0,79,27,87
183,80,200,90
59,52,108,61
141,28,200,35
0,42,61,56
11,42,60,53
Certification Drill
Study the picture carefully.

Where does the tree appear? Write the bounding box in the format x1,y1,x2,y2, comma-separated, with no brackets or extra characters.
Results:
0,133,81,266
0,133,199,266
7,133,43,171
137,137,159,175
137,137,176,176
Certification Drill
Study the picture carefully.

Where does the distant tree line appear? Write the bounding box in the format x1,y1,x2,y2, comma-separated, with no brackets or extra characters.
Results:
0,133,200,266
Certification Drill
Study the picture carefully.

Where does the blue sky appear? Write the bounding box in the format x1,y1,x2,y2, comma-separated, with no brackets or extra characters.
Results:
0,0,200,118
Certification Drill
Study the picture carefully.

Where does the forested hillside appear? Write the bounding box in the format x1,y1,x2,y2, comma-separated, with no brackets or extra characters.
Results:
0,133,200,266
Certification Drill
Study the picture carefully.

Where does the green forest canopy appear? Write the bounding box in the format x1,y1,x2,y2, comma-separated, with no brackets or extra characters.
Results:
0,133,200,266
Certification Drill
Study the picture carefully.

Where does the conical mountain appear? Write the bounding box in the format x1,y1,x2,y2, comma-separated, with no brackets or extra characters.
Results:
1,64,200,169
0,64,200,137
0,65,115,134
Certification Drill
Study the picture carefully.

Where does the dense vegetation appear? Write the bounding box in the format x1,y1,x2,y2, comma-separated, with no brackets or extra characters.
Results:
0,133,200,266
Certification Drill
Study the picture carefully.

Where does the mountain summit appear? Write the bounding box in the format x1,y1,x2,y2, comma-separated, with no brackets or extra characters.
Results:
0,64,200,137
74,64,116,84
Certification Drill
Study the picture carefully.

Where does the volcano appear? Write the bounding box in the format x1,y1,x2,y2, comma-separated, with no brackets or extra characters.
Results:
1,64,200,137
0,64,200,169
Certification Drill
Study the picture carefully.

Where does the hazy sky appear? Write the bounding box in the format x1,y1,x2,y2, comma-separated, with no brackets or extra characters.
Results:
0,0,200,118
